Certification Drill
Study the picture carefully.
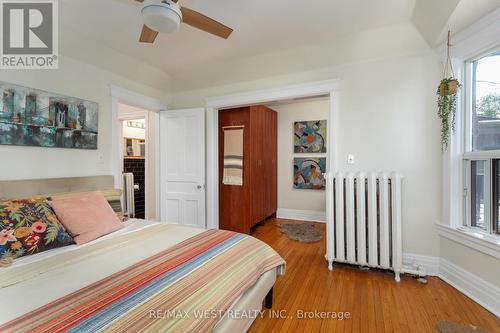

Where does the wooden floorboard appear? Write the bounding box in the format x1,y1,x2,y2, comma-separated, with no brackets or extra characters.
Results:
248,218,500,333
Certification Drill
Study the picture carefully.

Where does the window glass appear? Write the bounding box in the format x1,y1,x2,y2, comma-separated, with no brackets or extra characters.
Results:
494,160,500,234
472,51,500,151
470,160,487,231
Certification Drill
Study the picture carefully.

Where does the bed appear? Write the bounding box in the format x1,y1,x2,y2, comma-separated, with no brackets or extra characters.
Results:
0,177,285,333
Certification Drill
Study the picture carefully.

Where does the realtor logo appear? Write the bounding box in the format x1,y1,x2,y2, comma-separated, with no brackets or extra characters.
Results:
0,0,58,69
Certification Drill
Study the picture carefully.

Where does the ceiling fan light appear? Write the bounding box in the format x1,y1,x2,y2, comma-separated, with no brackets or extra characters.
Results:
141,2,182,34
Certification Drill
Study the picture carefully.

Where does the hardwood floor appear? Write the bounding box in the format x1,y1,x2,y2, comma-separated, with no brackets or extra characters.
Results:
248,218,500,333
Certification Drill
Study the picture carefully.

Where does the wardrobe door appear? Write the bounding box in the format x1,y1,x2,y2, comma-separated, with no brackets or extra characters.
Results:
265,108,273,217
250,106,267,226
219,108,251,233
270,109,278,216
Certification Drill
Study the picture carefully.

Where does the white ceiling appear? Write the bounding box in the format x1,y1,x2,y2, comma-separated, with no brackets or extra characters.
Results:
58,0,499,92
60,0,415,90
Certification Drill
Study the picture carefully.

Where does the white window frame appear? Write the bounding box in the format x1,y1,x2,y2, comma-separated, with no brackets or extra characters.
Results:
462,47,500,235
437,8,500,259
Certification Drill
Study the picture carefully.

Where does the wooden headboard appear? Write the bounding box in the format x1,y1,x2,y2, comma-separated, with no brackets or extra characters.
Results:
0,175,115,200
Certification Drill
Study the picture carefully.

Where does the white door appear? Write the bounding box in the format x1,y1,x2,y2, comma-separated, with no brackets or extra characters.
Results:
160,108,206,228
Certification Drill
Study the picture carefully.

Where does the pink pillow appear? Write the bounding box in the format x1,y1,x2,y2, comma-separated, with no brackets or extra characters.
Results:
49,191,123,245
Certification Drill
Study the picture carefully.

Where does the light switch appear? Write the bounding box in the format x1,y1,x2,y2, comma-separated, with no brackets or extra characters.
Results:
347,154,355,164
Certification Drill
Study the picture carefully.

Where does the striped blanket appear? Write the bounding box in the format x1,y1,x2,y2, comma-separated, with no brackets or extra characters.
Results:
0,229,285,333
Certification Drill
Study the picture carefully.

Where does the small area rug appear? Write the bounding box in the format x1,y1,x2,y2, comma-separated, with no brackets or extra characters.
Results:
278,223,322,243
437,320,496,333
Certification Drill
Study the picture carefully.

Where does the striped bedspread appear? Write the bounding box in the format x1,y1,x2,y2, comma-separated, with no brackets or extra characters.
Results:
0,229,285,333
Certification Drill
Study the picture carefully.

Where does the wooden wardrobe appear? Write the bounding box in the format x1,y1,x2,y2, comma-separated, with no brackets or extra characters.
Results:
219,105,277,234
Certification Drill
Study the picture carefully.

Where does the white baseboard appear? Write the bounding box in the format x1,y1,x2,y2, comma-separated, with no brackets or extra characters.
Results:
403,253,440,276
402,253,499,317
439,258,500,317
277,208,326,223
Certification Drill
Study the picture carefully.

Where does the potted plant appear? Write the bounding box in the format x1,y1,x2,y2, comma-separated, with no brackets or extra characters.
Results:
437,31,460,151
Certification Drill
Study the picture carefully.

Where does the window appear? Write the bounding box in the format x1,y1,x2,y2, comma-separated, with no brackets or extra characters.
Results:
464,49,500,235
471,50,500,151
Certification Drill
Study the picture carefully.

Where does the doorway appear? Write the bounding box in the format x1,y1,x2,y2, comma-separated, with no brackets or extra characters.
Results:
205,79,340,230
117,103,159,220
121,117,147,218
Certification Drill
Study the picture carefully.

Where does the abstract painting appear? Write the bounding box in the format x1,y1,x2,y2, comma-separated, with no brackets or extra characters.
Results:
0,81,98,149
294,120,327,153
293,158,326,190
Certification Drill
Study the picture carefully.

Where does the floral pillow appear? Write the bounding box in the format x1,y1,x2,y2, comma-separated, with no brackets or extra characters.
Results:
0,198,74,262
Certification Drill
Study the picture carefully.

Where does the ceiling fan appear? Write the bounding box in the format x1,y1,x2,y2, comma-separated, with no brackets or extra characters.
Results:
134,0,233,43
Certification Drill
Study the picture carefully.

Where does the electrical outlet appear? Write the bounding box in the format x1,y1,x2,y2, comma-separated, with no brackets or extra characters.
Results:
347,154,355,164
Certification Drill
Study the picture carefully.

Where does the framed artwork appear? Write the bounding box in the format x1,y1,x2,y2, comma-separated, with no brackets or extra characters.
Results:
293,158,326,190
294,120,327,153
0,81,98,149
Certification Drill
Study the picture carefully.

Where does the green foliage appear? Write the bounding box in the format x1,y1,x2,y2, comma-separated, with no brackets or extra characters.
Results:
477,92,500,118
437,78,460,151
8,210,32,227
44,225,59,245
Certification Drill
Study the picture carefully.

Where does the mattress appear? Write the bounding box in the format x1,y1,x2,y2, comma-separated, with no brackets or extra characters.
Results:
0,220,283,332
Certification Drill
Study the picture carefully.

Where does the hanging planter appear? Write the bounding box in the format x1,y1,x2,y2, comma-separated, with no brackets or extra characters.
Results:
438,78,459,96
437,31,460,151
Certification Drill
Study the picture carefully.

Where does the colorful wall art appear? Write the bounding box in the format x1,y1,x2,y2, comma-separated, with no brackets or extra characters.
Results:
294,120,327,153
0,81,98,149
293,158,326,190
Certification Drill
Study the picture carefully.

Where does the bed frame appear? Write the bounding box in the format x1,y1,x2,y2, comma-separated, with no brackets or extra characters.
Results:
0,175,277,333
0,175,114,199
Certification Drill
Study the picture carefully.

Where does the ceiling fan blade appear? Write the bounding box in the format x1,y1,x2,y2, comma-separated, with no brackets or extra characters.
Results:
139,24,159,43
180,7,233,39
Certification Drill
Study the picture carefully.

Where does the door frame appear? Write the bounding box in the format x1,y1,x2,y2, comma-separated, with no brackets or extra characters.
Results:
205,79,341,230
110,85,167,220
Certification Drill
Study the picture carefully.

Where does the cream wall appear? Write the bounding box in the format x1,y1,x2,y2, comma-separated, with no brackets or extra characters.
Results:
171,24,443,257
270,99,330,213
0,55,169,181
440,238,500,287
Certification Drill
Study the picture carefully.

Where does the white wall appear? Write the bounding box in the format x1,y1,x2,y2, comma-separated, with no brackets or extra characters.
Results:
0,55,169,181
122,119,146,140
270,98,330,213
171,24,442,257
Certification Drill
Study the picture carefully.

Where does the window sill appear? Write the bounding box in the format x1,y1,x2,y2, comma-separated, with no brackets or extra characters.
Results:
436,223,500,260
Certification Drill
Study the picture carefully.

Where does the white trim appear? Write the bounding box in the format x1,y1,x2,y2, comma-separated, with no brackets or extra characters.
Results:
206,79,341,109
436,8,500,61
439,258,500,317
205,79,341,230
402,253,440,276
276,209,326,223
464,150,500,159
436,223,500,259
110,85,167,111
399,253,499,316
439,10,500,234
110,85,166,220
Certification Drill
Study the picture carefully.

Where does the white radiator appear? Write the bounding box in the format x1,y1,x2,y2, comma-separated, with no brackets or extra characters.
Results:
326,172,403,281
123,172,135,218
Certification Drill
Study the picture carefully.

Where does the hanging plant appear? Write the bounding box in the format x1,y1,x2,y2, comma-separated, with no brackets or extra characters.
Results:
437,31,460,151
